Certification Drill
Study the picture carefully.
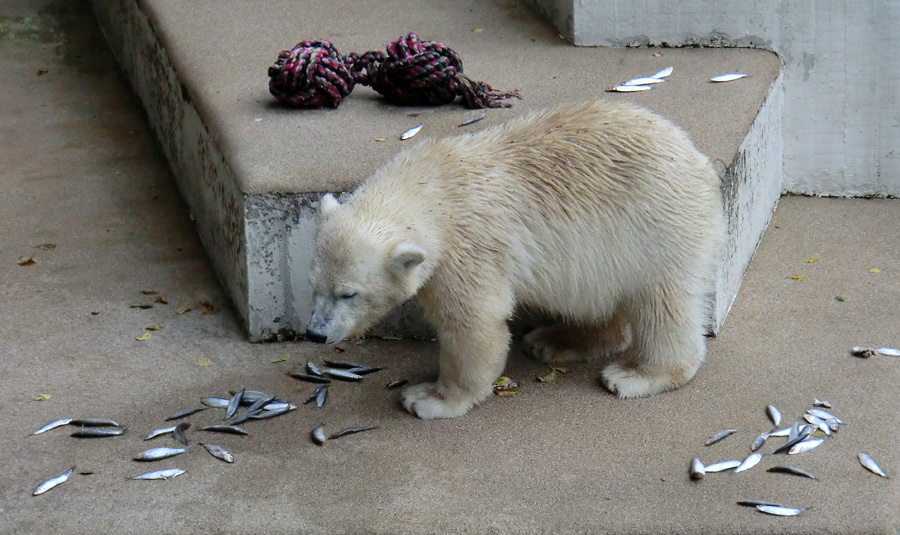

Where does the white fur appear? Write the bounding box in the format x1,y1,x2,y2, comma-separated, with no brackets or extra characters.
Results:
307,100,726,419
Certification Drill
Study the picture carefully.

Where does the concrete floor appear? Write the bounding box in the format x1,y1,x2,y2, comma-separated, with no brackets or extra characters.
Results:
1,2,899,534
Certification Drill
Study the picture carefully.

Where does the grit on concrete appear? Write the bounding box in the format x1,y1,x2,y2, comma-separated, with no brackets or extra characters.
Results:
1,2,899,535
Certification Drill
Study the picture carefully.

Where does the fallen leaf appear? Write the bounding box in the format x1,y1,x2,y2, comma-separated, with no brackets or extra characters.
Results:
869,268,881,274
196,357,212,367
272,353,290,363
135,332,151,341
145,323,164,331
536,369,559,383
35,243,56,250
374,138,387,142
176,301,192,314
33,394,52,401
154,295,168,304
334,346,346,353
408,113,419,118
199,299,217,315
835,296,846,302
17,256,36,266
472,28,485,33
141,290,158,295
804,258,818,263
77,470,95,476
130,303,153,309
652,52,662,57
493,376,519,397
791,275,804,281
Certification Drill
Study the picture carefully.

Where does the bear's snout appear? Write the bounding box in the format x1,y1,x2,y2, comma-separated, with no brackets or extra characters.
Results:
306,329,328,343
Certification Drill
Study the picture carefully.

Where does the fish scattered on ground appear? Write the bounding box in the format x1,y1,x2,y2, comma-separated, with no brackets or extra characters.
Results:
767,466,816,479
323,360,370,369
400,124,422,140
145,426,177,440
202,443,234,463
756,504,804,516
32,418,73,435
788,438,824,455
766,405,781,427
750,431,770,452
71,418,121,427
306,361,323,377
650,66,674,79
807,409,842,425
133,447,187,461
33,467,74,496
769,427,791,437
689,457,705,480
623,77,665,86
200,425,248,435
287,372,331,384
172,423,190,446
813,399,832,408
225,389,244,420
71,427,127,438
324,368,363,381
607,85,651,92
132,468,185,480
709,73,747,82
705,429,737,446
312,425,327,446
200,397,229,408
166,408,206,421
330,425,378,439
859,453,887,477
459,111,486,127
705,460,741,473
734,453,762,473
737,499,780,507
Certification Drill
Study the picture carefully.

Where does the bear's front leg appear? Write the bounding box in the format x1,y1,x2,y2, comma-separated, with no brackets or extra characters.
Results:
402,284,514,420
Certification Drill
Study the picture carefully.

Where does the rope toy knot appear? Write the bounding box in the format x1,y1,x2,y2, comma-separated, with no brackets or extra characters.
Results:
349,33,520,108
267,39,356,108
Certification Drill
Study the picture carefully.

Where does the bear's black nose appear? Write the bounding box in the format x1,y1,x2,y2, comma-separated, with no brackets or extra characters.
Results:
306,329,327,343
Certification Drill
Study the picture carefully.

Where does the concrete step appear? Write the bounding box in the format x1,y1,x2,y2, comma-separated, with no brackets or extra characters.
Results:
90,0,782,342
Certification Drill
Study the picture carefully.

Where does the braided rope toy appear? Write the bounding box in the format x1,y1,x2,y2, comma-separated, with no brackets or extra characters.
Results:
268,33,520,109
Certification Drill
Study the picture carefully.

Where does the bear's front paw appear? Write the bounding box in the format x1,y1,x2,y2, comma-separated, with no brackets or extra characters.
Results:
523,326,582,363
600,362,682,399
401,382,481,420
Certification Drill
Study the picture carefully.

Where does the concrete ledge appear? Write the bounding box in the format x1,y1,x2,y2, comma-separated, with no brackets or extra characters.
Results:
91,0,782,341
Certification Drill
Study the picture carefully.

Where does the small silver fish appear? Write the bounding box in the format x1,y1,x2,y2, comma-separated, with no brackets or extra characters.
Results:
767,466,816,479
240,395,278,418
305,386,326,406
144,425,177,440
851,346,875,357
71,418,121,427
33,467,74,496
459,111,486,127
248,405,294,420
400,124,422,140
202,443,234,463
134,447,187,461
807,409,842,424
769,427,791,437
312,425,327,446
709,73,747,82
875,347,900,357
172,423,190,446
262,401,296,412
324,359,370,369
826,418,841,432
607,85,651,92
315,386,327,408
287,372,331,384
750,431,770,452
859,452,887,477
330,425,378,439
324,368,363,381
766,405,781,427
803,414,831,436
225,389,244,420
705,429,737,446
201,397,229,408
788,438,824,455
306,361,324,377
705,460,741,473
737,499,781,507
166,407,207,421
789,420,800,441
623,77,665,86
689,457,705,480
201,425,247,435
230,390,273,404
72,427,127,438
32,418,73,435
771,428,814,454
756,504,804,516
650,66,674,79
734,453,762,473
813,398,832,408
132,468,185,480
346,365,384,375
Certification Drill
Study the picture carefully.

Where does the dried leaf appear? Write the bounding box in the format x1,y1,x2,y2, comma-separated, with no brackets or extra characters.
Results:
835,296,846,302
154,295,168,304
33,393,52,401
374,138,387,142
35,243,56,250
17,256,36,266
472,28,485,33
176,301,192,314
493,376,519,397
196,357,212,367
791,275,804,281
536,369,559,383
145,323,164,331
141,290,158,295
199,299,217,315
130,303,153,309
804,258,818,263
77,470,95,475
869,268,881,274
135,332,151,341
272,353,290,363
334,346,346,353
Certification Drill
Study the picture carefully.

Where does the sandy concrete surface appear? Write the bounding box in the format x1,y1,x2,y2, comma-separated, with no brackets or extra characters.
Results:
1,2,899,534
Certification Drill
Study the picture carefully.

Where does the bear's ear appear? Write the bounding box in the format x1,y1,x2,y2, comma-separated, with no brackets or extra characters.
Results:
389,242,425,277
318,193,340,221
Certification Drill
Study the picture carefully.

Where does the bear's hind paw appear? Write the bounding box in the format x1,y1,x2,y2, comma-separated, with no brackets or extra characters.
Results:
600,362,687,399
401,382,479,420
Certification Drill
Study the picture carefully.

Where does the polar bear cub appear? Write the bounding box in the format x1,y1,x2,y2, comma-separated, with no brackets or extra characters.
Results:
306,100,726,420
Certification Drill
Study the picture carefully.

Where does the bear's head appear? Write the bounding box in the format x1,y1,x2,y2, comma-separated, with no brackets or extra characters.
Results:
306,193,428,343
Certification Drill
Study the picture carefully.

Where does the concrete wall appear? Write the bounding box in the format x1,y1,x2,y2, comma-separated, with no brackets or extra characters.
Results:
528,0,900,197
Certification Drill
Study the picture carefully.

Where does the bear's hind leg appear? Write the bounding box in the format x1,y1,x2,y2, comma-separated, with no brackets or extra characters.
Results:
600,284,705,399
523,315,631,364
